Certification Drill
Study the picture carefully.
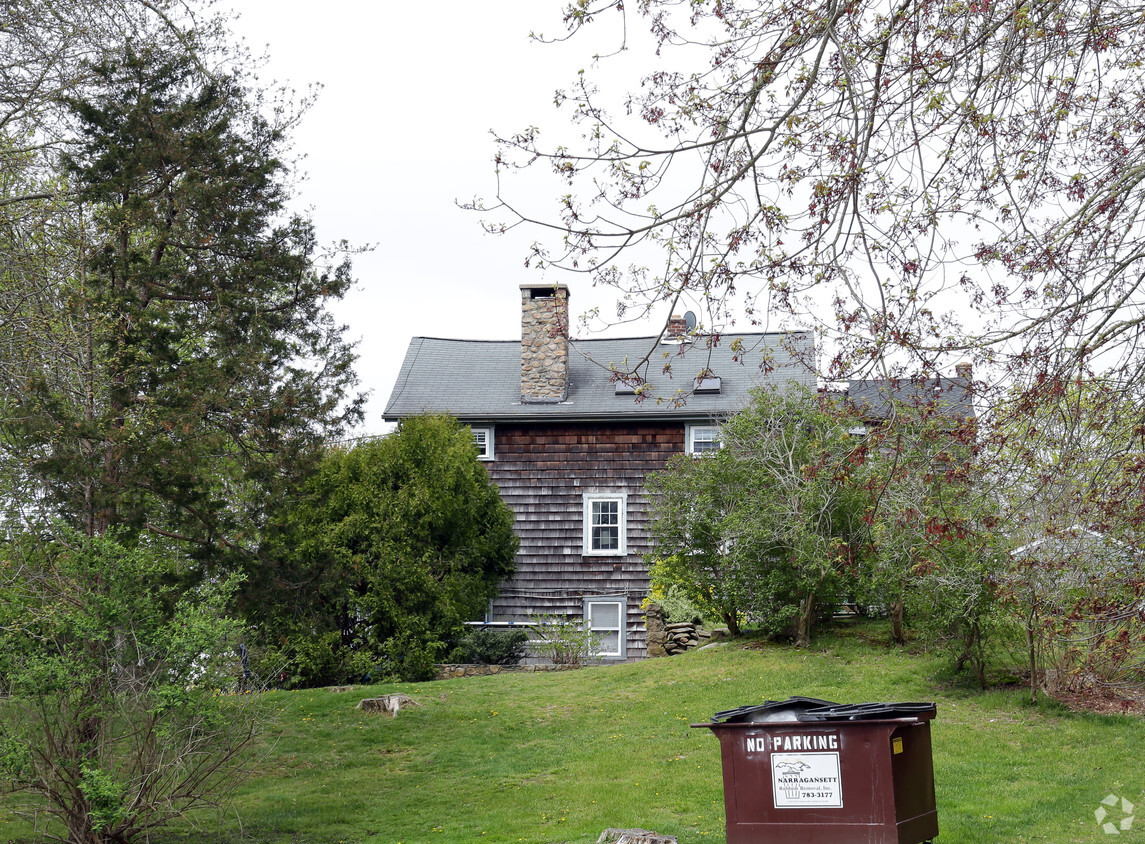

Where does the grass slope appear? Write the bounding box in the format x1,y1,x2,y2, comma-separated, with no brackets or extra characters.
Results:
2,624,1141,843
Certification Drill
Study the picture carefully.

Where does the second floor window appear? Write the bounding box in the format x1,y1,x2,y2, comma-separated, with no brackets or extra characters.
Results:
688,425,722,454
471,426,493,460
584,493,627,555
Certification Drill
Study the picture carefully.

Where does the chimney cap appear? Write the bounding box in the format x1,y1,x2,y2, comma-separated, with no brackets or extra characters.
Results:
520,283,569,300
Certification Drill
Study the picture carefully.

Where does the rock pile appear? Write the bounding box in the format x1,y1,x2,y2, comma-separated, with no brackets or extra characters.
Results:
663,622,711,655
644,603,718,657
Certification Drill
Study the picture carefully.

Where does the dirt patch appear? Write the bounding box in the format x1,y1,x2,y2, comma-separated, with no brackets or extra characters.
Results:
1053,689,1145,716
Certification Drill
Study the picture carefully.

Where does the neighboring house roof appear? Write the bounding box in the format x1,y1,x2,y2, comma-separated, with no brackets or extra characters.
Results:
1011,526,1142,589
1013,526,1138,564
384,331,816,422
845,376,974,421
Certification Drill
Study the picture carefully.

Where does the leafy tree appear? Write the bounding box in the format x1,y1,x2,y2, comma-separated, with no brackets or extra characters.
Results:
992,380,1145,699
0,11,356,839
0,530,259,844
647,387,867,646
251,416,518,686
486,0,1145,414
0,0,203,194
909,518,1005,689
646,446,752,634
1,41,360,554
859,398,982,645
724,387,869,645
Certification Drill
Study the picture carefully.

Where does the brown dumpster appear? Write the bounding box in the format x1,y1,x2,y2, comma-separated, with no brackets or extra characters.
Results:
693,697,938,843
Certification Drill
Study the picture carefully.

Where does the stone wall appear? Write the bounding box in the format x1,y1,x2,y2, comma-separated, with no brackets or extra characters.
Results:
434,663,582,681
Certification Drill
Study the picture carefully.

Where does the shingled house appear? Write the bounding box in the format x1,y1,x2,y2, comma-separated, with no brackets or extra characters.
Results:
383,284,816,660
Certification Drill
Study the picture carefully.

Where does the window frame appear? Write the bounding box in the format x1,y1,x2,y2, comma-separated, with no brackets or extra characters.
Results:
583,596,627,660
687,424,723,455
470,425,494,461
582,492,628,556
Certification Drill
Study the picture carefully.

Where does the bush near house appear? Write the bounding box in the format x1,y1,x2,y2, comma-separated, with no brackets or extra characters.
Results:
248,415,518,687
447,627,531,666
0,531,261,844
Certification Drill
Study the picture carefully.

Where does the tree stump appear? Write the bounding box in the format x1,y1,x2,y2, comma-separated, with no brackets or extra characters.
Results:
597,829,677,844
356,694,421,716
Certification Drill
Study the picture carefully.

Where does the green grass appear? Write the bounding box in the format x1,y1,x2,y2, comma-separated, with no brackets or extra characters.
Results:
2,622,1142,843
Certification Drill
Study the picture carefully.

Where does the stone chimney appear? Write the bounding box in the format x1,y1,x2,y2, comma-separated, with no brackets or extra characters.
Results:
520,284,570,403
955,362,973,380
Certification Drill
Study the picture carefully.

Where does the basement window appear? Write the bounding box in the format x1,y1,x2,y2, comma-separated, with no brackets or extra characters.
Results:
584,597,626,659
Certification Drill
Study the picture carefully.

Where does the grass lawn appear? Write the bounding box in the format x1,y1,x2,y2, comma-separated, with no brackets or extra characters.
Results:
2,622,1142,843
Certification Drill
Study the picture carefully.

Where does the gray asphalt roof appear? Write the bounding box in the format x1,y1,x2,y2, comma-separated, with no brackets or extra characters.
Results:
384,331,816,422
846,376,974,419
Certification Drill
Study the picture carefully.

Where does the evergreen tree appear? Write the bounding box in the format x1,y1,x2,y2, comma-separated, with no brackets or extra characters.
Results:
3,44,361,557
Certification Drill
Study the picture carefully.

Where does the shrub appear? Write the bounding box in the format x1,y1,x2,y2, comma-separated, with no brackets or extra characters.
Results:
448,627,530,665
530,615,602,666
651,584,706,625
379,630,446,682
0,530,262,844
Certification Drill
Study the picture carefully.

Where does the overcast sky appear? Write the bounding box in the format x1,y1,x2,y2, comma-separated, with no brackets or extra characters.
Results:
226,1,679,435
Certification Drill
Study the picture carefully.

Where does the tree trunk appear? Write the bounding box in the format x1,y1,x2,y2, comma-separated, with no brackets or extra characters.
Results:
890,597,905,646
1027,614,1038,704
795,592,815,648
972,619,987,690
722,609,740,637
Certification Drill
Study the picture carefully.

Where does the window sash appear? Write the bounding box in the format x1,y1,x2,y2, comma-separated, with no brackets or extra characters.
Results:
583,494,626,555
591,500,619,551
689,425,721,454
471,426,493,460
586,599,625,658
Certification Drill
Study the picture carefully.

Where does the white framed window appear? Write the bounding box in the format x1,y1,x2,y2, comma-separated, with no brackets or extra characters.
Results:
584,597,626,659
687,424,722,455
583,493,627,556
470,426,494,460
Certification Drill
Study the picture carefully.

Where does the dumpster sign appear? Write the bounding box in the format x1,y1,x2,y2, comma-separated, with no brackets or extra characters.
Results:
744,732,844,809
771,749,843,808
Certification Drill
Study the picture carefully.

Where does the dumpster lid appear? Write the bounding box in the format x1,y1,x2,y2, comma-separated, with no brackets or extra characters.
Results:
707,698,936,724
798,702,937,721
709,696,842,723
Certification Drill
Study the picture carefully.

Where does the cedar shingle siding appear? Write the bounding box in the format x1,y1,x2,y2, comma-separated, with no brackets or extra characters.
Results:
485,421,684,660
